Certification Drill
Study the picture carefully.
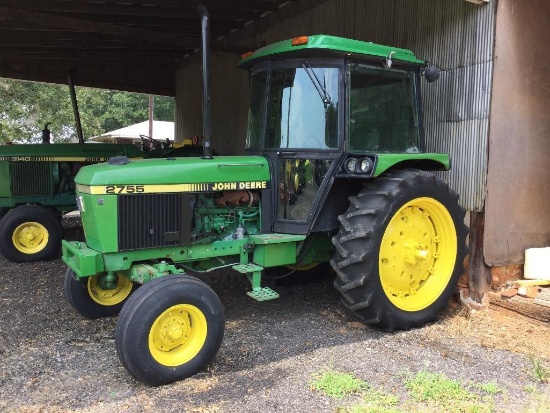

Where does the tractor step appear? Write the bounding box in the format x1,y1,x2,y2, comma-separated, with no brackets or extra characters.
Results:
232,263,264,273
232,263,279,302
247,287,280,302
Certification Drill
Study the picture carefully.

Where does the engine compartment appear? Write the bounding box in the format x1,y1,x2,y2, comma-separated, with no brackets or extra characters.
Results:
192,190,261,242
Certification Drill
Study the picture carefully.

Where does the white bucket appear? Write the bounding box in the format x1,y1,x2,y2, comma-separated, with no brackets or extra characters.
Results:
524,247,550,280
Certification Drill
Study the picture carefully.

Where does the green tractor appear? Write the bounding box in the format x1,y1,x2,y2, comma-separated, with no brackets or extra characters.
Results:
0,139,143,263
62,6,467,386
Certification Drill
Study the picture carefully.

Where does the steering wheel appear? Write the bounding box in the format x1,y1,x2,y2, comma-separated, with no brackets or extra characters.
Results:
139,134,165,151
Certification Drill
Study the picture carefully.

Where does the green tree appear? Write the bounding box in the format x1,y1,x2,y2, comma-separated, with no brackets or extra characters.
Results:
0,78,174,143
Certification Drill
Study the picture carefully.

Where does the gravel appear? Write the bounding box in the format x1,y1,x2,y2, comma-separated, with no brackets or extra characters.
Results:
0,225,548,413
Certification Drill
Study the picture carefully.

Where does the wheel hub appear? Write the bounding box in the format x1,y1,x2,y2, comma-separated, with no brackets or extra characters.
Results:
156,314,190,349
87,273,133,306
148,304,208,367
403,240,430,266
12,222,48,253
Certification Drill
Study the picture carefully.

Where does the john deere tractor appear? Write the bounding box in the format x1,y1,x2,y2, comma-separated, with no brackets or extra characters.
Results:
62,6,467,386
0,140,143,263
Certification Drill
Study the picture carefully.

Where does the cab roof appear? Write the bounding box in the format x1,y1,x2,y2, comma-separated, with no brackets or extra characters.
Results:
238,34,425,69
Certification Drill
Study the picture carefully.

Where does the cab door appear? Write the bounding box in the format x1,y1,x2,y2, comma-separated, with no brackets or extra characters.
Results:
260,61,343,234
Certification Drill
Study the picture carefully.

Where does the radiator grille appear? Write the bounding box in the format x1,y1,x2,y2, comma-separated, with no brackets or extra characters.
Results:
11,162,54,196
118,193,186,251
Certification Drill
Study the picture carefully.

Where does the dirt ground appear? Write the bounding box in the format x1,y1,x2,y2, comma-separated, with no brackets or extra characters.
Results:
0,226,549,413
438,293,550,360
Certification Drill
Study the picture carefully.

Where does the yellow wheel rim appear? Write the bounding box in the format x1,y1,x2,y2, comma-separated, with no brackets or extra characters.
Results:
148,304,207,367
87,273,133,306
379,197,457,312
12,222,49,254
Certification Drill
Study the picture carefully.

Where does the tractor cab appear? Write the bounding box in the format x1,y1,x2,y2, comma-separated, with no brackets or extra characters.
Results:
239,35,431,234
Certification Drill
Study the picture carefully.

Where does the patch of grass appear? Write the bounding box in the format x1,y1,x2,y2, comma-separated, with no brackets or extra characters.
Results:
405,371,475,404
530,357,549,383
339,388,404,413
310,370,368,399
476,381,502,413
311,369,548,413
404,371,494,413
477,381,502,396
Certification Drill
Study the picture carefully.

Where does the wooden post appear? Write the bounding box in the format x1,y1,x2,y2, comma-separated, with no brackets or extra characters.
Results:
468,207,492,302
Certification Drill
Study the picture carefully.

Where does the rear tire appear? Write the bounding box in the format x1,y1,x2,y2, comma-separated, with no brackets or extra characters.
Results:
330,169,468,331
0,205,62,262
115,275,225,386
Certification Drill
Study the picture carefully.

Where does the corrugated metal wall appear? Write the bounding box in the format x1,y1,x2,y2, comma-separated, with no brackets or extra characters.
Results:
175,0,496,211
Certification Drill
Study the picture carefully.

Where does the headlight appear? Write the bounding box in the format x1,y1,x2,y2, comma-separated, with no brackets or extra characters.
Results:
343,157,374,174
359,158,373,173
344,158,358,174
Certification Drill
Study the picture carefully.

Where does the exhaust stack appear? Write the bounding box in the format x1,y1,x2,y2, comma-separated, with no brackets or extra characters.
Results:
197,4,213,159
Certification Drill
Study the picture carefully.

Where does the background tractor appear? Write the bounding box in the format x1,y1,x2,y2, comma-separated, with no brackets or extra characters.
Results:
0,136,203,263
0,134,143,263
62,6,468,386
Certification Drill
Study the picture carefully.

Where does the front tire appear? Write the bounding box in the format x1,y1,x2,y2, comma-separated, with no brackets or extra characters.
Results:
115,275,225,386
330,169,468,331
64,269,136,319
0,205,62,262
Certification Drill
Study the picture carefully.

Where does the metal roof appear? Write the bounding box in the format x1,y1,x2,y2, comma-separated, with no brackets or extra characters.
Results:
0,0,298,95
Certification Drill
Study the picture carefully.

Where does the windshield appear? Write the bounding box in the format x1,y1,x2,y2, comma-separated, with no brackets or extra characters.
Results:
348,64,420,153
246,64,339,150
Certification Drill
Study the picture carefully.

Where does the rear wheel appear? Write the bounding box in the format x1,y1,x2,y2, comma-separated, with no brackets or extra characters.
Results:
64,269,136,319
330,169,468,331
115,275,225,386
0,205,62,262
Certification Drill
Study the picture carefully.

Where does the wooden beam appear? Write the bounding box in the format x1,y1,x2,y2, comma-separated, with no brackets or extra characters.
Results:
0,0,262,21
0,25,231,39
0,46,248,58
35,12,245,30
0,51,190,61
0,59,176,95
50,0,281,12
0,8,251,53
0,6,199,47
0,37,181,50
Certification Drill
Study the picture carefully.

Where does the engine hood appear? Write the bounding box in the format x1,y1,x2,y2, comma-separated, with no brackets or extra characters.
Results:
0,143,143,161
75,156,271,194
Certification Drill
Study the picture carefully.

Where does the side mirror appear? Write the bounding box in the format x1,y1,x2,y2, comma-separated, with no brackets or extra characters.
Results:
423,64,441,83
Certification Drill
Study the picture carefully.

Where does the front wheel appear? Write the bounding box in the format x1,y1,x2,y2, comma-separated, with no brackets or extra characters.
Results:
115,275,225,386
0,205,62,262
64,269,136,319
331,169,468,331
